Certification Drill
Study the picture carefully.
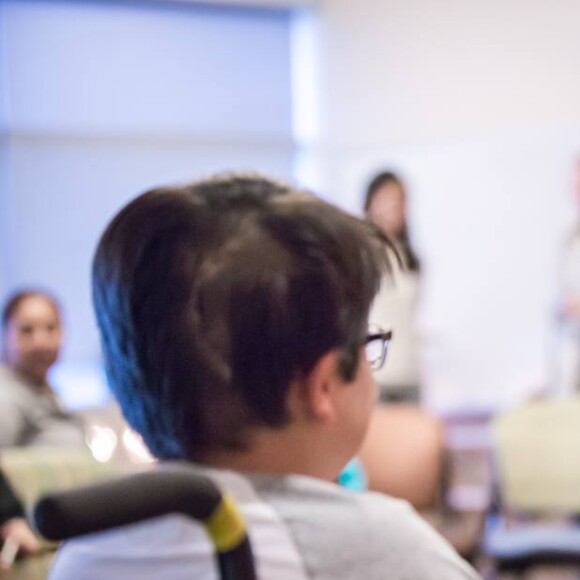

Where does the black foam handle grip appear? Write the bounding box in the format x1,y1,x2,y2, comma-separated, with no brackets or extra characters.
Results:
33,464,258,580
34,464,222,541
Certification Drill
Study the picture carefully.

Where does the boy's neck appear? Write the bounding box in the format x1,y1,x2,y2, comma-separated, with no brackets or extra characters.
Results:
202,425,341,483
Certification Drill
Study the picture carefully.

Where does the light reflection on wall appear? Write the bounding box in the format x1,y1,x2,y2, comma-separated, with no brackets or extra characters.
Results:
49,361,110,410
1,0,295,410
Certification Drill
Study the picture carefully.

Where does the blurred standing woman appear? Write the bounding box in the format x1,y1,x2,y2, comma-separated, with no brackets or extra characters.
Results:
554,160,580,396
0,290,85,449
364,171,422,403
360,173,447,517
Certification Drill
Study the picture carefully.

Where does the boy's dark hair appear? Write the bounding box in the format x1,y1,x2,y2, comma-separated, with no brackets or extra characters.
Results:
93,175,390,460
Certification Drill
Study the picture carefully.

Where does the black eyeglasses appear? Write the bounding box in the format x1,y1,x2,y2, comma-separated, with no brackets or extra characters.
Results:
364,328,392,370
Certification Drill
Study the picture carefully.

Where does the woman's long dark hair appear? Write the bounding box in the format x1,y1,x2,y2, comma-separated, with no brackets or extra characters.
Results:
364,171,420,272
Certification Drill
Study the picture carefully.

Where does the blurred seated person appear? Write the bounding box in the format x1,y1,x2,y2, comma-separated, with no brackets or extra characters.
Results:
0,290,85,449
49,175,478,579
0,467,40,567
358,404,444,509
364,170,422,403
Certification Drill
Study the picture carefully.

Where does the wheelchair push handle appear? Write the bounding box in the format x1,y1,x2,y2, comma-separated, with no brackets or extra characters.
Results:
34,465,257,580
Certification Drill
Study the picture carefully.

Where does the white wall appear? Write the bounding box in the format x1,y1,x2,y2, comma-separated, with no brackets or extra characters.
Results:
1,0,294,407
293,0,580,413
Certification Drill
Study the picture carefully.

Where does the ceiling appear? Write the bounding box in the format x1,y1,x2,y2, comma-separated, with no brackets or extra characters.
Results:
159,0,316,7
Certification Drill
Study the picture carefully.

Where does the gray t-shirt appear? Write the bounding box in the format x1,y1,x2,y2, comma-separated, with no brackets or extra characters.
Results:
0,366,85,449
49,466,479,579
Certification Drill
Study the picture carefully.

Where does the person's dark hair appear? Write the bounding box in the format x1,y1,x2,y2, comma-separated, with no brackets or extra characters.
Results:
2,290,61,332
93,174,390,461
364,171,420,272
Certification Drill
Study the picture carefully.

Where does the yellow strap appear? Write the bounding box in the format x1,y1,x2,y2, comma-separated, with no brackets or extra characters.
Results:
203,493,247,553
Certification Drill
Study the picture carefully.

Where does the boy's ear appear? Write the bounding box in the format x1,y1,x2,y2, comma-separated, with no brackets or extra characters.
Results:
288,351,342,422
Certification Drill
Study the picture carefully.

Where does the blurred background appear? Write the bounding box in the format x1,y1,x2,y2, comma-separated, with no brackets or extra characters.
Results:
2,0,578,415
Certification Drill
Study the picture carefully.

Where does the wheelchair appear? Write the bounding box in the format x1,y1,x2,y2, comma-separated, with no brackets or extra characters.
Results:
34,464,256,580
